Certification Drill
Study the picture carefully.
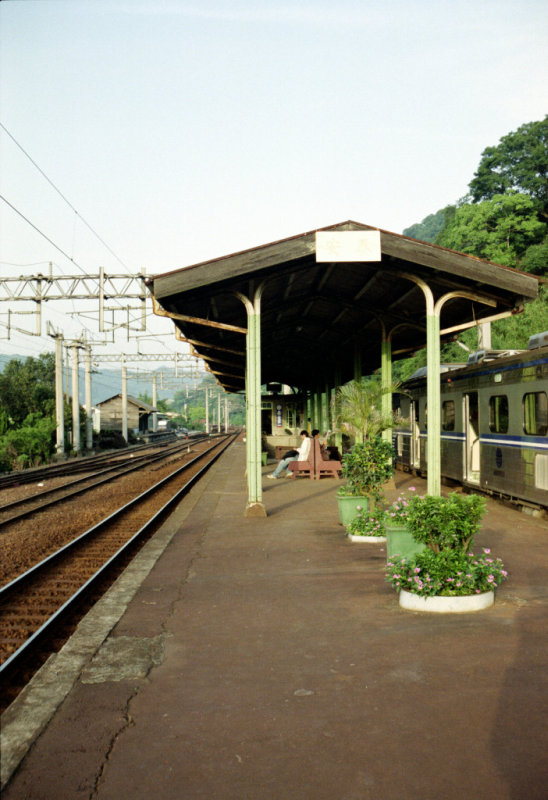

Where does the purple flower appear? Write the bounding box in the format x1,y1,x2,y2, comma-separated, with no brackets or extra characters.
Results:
483,548,491,554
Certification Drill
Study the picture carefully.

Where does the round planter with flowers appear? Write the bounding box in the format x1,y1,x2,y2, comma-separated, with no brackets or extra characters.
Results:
346,507,387,542
385,493,508,613
399,588,494,613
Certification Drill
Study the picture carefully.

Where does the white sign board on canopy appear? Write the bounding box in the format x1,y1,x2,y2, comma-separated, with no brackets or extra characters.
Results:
315,230,382,262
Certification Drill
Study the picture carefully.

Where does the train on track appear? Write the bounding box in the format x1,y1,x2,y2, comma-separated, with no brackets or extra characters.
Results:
392,330,548,512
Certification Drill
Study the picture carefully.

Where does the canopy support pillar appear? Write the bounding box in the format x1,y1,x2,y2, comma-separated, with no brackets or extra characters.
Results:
381,326,392,446
397,274,497,496
236,286,267,518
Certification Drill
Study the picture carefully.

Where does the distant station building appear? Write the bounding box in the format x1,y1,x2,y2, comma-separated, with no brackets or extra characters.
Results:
93,394,155,435
260,384,307,455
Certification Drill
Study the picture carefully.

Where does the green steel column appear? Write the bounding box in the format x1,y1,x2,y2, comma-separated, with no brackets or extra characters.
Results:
395,271,440,497
237,288,267,517
333,369,342,451
322,382,330,434
313,390,321,430
306,393,312,432
426,312,441,496
381,336,392,445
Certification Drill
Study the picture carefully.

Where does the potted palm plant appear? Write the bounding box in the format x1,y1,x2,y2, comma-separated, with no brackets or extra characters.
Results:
385,493,508,612
332,378,398,525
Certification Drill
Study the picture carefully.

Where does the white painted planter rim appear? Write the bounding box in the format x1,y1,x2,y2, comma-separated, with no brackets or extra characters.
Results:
347,534,387,543
399,588,494,613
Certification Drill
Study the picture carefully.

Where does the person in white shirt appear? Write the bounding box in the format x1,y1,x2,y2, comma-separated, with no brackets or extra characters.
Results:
268,430,311,479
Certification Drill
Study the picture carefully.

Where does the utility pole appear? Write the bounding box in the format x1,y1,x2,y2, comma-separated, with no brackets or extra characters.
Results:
152,374,158,433
64,342,71,403
84,344,93,450
54,334,65,457
122,356,128,443
71,342,81,454
205,387,209,434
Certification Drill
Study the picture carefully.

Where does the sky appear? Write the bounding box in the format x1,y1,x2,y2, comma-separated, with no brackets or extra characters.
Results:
1,0,547,367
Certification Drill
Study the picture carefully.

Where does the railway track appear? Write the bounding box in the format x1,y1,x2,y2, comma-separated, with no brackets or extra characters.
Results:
0,432,237,705
0,432,210,490
0,436,218,530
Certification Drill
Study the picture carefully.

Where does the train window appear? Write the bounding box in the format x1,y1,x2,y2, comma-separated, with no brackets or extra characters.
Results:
523,392,548,436
489,395,509,433
442,401,455,431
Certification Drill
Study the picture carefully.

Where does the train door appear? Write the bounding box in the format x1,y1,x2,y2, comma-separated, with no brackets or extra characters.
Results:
464,392,480,483
411,400,420,469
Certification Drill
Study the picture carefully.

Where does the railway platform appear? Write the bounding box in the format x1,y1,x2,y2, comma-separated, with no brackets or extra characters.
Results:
2,437,547,799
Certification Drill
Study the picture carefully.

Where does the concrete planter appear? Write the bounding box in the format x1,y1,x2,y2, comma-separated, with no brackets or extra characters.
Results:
337,495,369,526
347,533,387,543
386,524,426,561
399,589,495,613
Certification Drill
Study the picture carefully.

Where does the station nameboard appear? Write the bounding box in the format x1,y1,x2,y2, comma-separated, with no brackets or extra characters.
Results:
315,230,381,262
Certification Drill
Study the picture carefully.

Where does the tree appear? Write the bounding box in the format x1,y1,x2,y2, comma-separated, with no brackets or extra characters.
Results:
435,192,546,269
402,206,455,243
468,115,548,219
0,353,56,426
520,235,548,276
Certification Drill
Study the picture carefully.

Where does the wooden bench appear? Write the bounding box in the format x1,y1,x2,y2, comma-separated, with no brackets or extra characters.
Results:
289,439,342,480
288,444,315,479
315,440,342,479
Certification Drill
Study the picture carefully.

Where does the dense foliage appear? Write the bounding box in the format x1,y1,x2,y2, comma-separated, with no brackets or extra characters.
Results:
405,493,486,554
399,115,548,382
469,115,548,218
0,353,61,471
0,353,56,426
435,192,546,269
332,377,401,442
339,438,394,498
403,114,548,276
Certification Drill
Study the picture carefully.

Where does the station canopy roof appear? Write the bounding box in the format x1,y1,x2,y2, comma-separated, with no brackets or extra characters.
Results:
146,221,540,393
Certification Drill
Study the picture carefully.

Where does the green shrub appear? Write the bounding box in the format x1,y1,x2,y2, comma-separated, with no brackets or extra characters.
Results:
339,438,394,498
405,492,486,553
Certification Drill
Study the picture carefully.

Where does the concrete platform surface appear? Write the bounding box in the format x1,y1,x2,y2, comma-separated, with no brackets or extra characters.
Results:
2,439,547,800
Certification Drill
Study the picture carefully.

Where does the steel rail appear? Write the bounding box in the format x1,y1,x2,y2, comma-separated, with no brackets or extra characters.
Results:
0,433,211,490
0,432,237,680
0,438,175,490
0,438,211,528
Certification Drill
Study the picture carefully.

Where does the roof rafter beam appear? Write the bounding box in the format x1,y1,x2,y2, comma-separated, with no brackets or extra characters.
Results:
174,330,245,355
152,296,247,334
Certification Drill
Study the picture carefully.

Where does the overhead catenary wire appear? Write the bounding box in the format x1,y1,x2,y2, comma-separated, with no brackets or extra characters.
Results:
0,122,132,273
0,126,184,362
0,195,88,274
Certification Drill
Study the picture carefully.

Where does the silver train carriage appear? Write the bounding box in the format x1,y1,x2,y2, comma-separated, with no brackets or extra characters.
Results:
393,331,548,511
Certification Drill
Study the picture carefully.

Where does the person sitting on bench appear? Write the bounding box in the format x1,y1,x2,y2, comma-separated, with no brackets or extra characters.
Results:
267,430,311,479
